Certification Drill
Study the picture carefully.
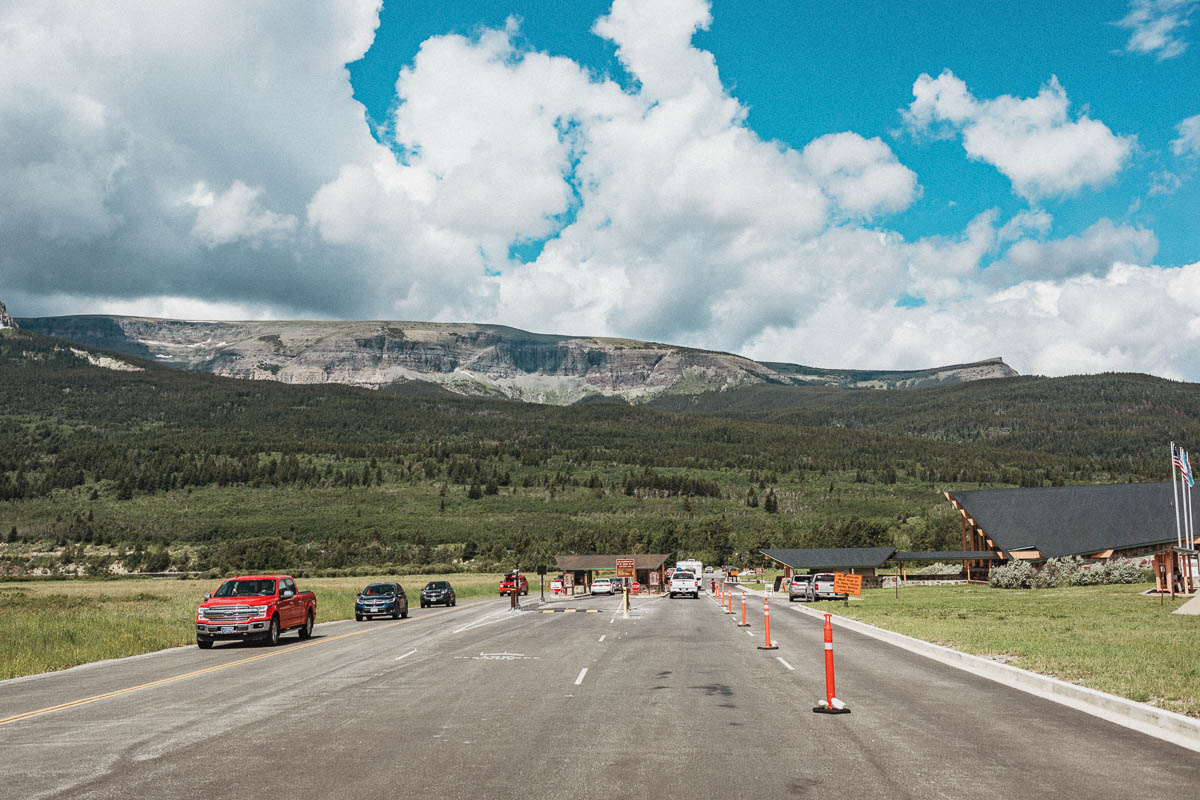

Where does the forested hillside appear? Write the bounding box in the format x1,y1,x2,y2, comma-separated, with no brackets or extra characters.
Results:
2,328,1196,577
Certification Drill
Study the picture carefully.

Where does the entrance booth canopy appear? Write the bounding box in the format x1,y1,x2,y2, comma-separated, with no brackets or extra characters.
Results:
554,554,669,593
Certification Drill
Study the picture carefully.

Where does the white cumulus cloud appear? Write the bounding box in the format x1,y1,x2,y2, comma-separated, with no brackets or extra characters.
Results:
904,70,1134,201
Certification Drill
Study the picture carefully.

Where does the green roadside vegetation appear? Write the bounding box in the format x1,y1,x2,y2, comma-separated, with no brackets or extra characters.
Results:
829,584,1200,717
0,574,506,680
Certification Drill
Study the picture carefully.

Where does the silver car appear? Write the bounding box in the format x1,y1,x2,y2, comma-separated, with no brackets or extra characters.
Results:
787,574,814,602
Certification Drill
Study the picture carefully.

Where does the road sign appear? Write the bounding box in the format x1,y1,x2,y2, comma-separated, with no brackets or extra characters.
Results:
833,572,863,596
632,581,641,593
616,558,636,578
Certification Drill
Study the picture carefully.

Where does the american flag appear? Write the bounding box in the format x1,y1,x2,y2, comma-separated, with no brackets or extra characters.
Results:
1175,444,1195,488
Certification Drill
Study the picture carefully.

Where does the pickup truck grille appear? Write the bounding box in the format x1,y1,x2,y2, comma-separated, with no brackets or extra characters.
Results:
204,605,268,622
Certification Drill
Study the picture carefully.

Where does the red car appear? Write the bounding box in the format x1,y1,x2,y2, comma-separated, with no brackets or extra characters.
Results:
499,572,529,596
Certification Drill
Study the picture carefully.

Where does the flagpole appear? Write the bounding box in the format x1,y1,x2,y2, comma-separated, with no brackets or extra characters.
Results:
1187,449,1195,550
1171,442,1183,549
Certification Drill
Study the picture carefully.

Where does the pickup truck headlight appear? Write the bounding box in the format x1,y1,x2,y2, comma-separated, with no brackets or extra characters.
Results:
247,606,273,619
197,607,208,621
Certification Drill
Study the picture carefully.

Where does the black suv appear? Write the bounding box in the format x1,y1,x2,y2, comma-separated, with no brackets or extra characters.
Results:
420,581,456,608
355,582,409,621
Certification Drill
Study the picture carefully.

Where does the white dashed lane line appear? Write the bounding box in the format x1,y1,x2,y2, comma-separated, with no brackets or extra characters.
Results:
776,656,795,671
598,635,606,643
574,668,588,686
395,649,417,662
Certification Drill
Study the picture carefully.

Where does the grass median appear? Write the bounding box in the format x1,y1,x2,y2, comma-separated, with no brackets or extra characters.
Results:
0,573,508,680
823,583,1200,717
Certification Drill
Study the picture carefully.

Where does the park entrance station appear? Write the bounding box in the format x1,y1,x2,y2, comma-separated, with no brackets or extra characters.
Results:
553,554,668,594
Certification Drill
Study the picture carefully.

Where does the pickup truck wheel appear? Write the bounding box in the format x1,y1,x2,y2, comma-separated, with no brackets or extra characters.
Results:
522,587,528,596
197,637,213,649
298,611,313,640
266,616,280,646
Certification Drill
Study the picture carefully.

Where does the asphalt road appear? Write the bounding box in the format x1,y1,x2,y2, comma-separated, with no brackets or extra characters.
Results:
1,588,1196,799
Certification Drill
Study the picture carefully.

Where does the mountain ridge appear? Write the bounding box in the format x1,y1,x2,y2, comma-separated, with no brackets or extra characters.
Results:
15,313,1019,404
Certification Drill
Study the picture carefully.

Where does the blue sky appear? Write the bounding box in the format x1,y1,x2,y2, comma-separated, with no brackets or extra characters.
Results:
2,0,1199,378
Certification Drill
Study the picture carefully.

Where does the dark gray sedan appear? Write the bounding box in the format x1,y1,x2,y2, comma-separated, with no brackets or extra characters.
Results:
420,580,456,608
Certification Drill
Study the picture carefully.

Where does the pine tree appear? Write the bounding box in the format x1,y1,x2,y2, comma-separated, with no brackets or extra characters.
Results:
467,482,483,500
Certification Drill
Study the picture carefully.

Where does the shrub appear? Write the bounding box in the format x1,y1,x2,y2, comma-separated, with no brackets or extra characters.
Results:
1031,556,1082,589
1076,558,1149,585
992,556,1150,589
989,560,1033,589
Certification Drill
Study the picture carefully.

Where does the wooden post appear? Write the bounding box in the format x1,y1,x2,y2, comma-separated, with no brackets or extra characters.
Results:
961,514,968,579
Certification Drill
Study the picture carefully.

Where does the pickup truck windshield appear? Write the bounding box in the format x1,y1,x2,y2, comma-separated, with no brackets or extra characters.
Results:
214,579,276,597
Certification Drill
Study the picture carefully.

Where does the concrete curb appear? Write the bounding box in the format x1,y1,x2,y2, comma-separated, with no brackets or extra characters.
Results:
783,600,1200,753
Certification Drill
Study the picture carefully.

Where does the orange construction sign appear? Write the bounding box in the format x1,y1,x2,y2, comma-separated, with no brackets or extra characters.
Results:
832,572,863,596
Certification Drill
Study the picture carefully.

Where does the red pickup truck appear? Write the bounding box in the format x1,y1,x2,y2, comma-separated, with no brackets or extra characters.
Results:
499,572,529,596
196,575,316,648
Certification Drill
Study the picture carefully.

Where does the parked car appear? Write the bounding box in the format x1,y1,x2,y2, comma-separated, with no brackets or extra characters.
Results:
809,572,848,601
355,582,409,620
591,577,615,595
499,572,529,596
788,574,814,602
196,575,316,648
420,580,455,608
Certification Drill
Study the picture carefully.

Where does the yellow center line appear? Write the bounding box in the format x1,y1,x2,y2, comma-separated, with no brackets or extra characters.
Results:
0,599,490,727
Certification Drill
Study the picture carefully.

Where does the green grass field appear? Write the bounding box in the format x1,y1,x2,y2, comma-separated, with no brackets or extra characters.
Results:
829,583,1200,717
0,573,507,680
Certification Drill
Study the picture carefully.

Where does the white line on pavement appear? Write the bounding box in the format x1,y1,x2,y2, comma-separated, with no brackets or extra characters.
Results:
395,649,417,661
453,608,517,634
574,667,588,686
776,656,795,671
598,635,606,643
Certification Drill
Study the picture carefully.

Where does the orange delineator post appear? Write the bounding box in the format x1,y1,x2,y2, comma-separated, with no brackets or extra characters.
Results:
823,614,836,706
726,585,733,614
757,595,777,650
738,591,749,626
812,612,850,714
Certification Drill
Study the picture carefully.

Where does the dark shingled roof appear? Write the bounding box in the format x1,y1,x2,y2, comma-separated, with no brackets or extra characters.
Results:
761,547,896,569
894,551,1001,561
554,554,668,571
949,482,1180,559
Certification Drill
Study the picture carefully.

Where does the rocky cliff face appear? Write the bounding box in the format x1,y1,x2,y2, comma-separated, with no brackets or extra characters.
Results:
16,315,1018,403
0,300,16,330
